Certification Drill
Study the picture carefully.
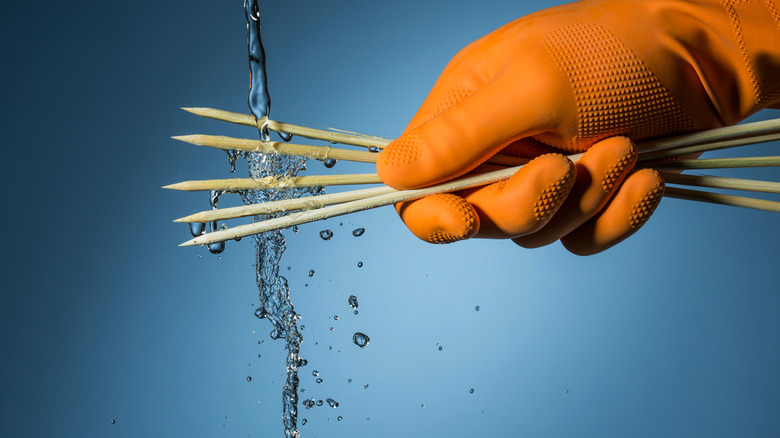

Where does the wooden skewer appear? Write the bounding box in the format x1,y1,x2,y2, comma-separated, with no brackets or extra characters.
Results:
638,118,780,154
638,132,780,160
662,173,780,194
172,133,530,167
182,107,390,149
174,186,397,223
172,134,379,163
163,173,383,192
166,151,780,194
663,187,780,213
639,156,780,170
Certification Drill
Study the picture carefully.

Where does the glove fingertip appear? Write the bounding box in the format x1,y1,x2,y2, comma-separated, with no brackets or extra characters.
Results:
561,168,665,255
397,194,480,244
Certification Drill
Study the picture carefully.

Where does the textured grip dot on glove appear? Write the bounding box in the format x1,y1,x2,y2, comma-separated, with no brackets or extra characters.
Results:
629,172,665,229
601,147,637,192
533,164,576,222
378,133,421,168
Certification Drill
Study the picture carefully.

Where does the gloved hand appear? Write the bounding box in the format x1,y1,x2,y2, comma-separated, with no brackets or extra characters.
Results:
377,0,780,255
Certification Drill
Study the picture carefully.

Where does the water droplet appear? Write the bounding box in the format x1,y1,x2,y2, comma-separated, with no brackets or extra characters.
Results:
357,261,363,268
189,222,205,237
287,266,291,270
279,132,293,142
329,327,334,331
300,325,305,330
326,398,339,408
111,420,116,425
303,399,315,409
421,404,425,408
312,370,319,377
319,229,333,240
353,332,370,348
475,305,480,311
316,378,323,384
292,225,299,234
334,315,339,320
246,376,252,382
363,383,369,389
352,227,365,237
469,388,474,394
347,378,353,383
354,310,358,315
348,295,358,309
301,418,308,425
257,354,261,358
438,345,443,351
316,400,324,406
298,358,307,367
337,416,343,421
324,158,337,168
208,241,225,254
308,270,315,277
369,146,379,153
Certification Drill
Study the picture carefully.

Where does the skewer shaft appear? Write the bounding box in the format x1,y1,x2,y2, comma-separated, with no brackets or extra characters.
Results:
164,174,382,191
182,107,390,149
175,186,397,223
662,173,780,194
664,187,780,213
639,156,780,170
638,132,780,160
172,134,378,163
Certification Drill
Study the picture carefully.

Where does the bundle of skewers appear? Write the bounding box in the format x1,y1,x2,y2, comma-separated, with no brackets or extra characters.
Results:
167,107,780,247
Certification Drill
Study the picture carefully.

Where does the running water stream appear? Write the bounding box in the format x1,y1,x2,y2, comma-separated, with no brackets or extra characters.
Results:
243,1,314,436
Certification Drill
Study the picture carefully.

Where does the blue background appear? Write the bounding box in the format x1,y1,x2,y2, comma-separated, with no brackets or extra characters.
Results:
2,1,779,437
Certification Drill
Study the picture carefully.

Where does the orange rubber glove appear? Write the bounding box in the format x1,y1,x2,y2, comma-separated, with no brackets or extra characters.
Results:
377,0,780,255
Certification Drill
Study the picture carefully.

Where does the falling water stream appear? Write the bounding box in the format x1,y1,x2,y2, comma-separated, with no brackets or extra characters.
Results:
243,1,312,436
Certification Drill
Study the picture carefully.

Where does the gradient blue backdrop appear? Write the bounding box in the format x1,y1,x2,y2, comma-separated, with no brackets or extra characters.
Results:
2,1,779,437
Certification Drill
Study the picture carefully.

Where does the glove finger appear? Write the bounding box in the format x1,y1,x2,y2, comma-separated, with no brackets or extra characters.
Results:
558,168,665,256
377,50,566,190
395,194,480,244
459,153,575,238
513,136,637,248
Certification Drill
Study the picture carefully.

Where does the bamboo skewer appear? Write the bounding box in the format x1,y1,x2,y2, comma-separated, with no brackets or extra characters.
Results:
638,132,780,160
163,173,383,192
639,156,780,170
172,133,530,167
172,134,380,163
664,187,780,213
637,118,780,155
182,107,391,149
662,173,780,194
175,186,397,223
165,153,780,194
